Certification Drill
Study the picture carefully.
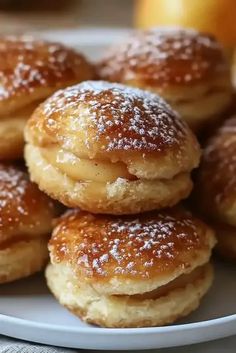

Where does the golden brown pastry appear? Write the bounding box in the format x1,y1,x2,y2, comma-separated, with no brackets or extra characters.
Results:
24,80,200,215
0,163,59,283
195,116,236,260
209,223,236,262
46,208,216,328
0,36,94,160
97,27,233,132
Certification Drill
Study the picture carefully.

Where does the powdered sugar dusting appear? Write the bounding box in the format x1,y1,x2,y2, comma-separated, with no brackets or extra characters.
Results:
0,35,87,102
41,80,189,153
98,27,227,86
197,116,236,211
50,208,208,279
0,163,55,241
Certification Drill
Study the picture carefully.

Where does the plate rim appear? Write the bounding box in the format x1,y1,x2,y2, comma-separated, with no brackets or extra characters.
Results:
1,312,236,350
1,312,236,334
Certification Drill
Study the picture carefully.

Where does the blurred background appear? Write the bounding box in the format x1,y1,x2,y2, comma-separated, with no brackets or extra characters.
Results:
0,0,235,42
0,0,236,59
0,0,134,31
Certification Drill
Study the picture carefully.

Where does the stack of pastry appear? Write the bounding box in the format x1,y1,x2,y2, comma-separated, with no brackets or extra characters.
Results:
0,36,94,283
24,80,216,327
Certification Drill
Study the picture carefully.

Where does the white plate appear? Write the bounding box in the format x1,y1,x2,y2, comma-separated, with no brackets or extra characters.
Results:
0,29,236,350
0,260,236,350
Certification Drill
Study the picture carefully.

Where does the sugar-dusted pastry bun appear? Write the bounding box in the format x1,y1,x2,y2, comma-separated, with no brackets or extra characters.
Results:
46,208,216,328
0,163,60,283
195,116,236,261
24,80,200,215
196,117,236,226
97,27,233,132
0,36,94,160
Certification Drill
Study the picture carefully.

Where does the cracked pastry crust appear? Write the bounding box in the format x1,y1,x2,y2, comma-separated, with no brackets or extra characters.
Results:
0,36,94,160
0,163,60,283
97,27,232,132
25,80,200,214
46,208,216,327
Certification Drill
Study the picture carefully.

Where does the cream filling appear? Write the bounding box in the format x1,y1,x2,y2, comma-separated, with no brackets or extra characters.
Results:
138,79,232,127
163,85,230,104
68,263,209,301
171,90,232,123
46,262,212,327
26,144,192,215
40,146,191,198
155,83,232,125
41,147,136,183
127,265,206,301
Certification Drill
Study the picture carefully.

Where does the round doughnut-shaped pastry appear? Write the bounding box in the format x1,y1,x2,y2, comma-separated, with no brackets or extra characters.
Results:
0,163,59,283
46,208,216,328
97,27,233,132
24,80,200,215
0,36,94,160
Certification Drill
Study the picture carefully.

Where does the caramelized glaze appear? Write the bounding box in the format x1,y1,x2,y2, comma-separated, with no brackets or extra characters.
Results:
0,163,58,243
49,208,214,281
97,27,228,87
26,81,196,162
0,36,94,114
